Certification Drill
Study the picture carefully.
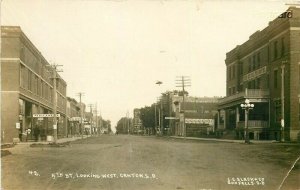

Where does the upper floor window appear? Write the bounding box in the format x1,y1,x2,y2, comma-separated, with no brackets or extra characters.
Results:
28,70,32,91
20,65,26,88
252,55,256,70
239,62,243,75
274,70,278,88
248,57,252,72
274,41,278,60
281,38,285,57
257,52,261,68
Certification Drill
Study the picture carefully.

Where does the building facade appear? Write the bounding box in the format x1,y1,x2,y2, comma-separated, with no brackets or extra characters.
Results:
217,7,300,141
170,95,220,137
1,26,67,143
66,97,81,137
133,108,143,134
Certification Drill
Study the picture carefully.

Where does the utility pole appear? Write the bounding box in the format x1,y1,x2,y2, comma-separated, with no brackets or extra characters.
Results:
176,76,191,138
94,103,99,136
47,64,63,144
76,92,84,139
88,104,94,136
281,64,286,142
126,111,130,134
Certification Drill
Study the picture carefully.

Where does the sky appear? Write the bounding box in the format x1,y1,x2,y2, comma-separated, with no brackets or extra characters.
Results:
1,0,292,130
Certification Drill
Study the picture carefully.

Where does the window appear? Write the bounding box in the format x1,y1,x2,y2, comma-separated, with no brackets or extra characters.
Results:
274,41,278,60
232,65,235,79
28,70,32,91
281,38,285,57
227,67,230,80
20,65,26,88
257,52,261,68
41,81,44,98
34,75,38,94
256,78,261,89
266,74,270,88
274,70,278,88
248,57,251,72
239,62,243,75
37,79,40,96
253,55,256,70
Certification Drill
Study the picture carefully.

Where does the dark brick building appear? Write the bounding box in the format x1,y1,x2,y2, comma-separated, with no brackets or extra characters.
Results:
217,7,300,141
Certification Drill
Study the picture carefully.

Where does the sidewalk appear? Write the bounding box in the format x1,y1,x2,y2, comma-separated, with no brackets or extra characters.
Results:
170,136,277,144
8,135,90,146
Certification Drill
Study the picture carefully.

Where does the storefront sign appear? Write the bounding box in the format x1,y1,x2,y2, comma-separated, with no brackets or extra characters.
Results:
185,118,214,125
243,66,267,82
69,117,84,121
16,122,20,129
33,114,60,118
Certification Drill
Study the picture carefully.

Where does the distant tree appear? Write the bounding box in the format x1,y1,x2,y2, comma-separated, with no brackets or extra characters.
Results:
140,105,155,129
116,117,131,134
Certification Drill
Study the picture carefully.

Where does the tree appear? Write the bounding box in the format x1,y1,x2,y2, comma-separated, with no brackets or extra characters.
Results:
140,105,155,129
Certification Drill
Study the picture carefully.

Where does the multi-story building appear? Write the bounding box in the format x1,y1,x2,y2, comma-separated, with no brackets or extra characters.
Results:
66,97,81,136
217,7,300,141
1,26,67,143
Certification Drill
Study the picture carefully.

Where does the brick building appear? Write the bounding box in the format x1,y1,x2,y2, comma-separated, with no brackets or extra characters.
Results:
217,7,300,141
1,26,67,143
66,97,81,136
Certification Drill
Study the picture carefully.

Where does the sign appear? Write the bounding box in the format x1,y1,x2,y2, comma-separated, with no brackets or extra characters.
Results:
16,122,20,129
53,125,57,130
37,118,44,121
165,117,178,120
243,66,267,82
69,117,84,121
33,114,60,118
184,110,197,113
185,118,214,125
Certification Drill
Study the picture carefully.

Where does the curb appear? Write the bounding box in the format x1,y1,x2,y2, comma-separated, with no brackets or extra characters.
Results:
169,136,277,144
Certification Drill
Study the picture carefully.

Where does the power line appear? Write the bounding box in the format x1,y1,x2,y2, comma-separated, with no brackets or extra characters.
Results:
76,92,85,139
175,76,191,138
47,63,63,144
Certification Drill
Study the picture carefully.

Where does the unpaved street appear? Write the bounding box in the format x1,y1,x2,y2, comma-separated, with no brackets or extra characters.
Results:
2,135,300,190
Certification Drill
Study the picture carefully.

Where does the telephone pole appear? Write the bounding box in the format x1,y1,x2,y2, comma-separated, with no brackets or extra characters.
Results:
76,92,84,139
176,76,191,138
94,103,99,136
88,104,94,136
47,64,63,144
127,111,130,135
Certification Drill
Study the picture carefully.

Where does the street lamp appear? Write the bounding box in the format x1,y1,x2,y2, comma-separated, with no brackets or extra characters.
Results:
241,99,254,144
